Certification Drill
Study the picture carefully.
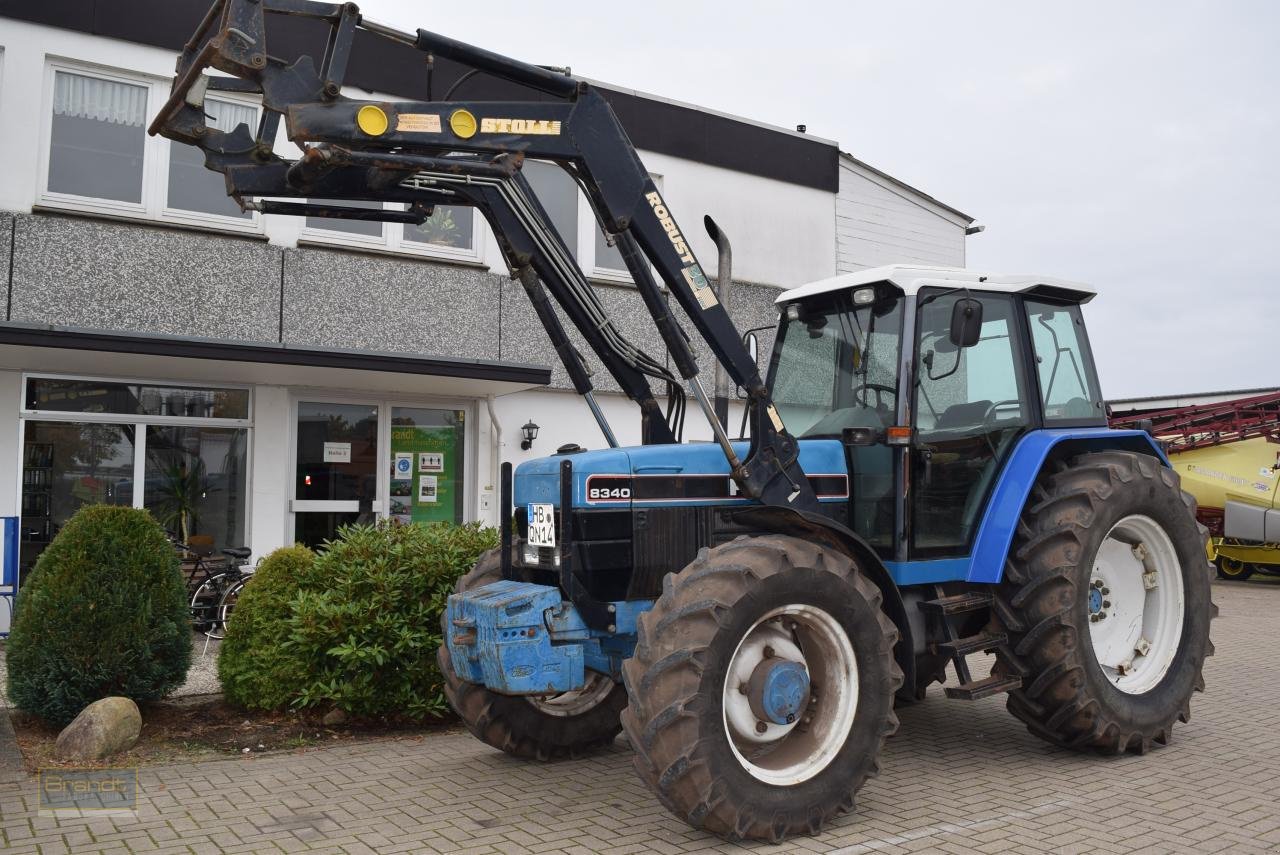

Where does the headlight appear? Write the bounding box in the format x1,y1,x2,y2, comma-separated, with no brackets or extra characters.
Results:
520,542,562,567
521,541,539,565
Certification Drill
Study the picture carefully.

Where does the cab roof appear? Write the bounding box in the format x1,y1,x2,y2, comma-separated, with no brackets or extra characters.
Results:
776,264,1096,305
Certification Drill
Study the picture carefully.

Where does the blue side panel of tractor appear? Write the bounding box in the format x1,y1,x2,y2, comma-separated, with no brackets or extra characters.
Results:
513,428,1165,587
885,428,1167,585
513,440,848,508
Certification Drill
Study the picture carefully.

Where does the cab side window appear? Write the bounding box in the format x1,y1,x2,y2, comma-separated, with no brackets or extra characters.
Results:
1025,300,1104,423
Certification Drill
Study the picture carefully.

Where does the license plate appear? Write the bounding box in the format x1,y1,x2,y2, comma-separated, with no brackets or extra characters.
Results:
527,503,556,548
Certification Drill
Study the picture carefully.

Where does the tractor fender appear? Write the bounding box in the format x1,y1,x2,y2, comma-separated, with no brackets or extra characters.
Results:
969,428,1168,584
726,505,915,695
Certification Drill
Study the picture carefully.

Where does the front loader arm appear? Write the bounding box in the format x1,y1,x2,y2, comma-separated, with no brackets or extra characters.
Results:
149,0,816,511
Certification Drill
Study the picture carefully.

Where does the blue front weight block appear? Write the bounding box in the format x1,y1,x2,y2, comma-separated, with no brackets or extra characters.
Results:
446,580,586,695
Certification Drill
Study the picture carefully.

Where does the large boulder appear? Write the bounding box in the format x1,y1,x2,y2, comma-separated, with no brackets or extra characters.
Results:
54,697,142,761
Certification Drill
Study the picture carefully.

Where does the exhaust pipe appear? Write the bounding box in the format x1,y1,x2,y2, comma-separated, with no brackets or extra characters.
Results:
704,215,733,430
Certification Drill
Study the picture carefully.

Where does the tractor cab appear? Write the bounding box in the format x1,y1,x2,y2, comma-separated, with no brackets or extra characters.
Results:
769,265,1107,564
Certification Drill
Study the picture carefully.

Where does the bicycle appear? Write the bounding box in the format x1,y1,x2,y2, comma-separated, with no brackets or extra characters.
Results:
171,534,252,642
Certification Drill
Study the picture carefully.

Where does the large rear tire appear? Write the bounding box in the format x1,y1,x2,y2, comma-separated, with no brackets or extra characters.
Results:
993,451,1216,754
621,535,901,842
437,548,628,760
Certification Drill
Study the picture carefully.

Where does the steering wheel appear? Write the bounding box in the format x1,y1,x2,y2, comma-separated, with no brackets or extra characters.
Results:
852,383,897,411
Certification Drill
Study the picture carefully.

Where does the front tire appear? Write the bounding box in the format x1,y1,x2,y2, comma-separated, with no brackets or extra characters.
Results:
621,535,901,842
437,548,628,760
993,451,1216,754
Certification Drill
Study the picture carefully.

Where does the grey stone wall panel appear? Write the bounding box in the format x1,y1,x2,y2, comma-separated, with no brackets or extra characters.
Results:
499,279,664,396
10,214,282,341
0,212,13,316
283,247,501,361
680,280,782,397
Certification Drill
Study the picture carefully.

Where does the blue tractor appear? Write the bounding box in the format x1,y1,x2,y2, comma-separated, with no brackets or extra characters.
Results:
443,267,1215,840
151,3,1214,841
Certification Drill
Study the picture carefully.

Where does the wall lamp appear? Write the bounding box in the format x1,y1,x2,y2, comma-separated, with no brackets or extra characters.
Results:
520,420,540,450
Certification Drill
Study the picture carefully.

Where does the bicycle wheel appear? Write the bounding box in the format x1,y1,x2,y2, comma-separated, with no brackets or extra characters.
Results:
215,576,250,639
190,573,229,637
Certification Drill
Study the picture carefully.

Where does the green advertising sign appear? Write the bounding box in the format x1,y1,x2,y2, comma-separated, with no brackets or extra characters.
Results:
388,415,463,525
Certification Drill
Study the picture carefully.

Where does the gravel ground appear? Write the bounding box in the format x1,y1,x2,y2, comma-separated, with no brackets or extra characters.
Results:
176,633,224,697
0,632,223,709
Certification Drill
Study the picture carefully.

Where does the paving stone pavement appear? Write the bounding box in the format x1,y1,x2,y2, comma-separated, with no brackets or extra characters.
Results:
1,578,1277,854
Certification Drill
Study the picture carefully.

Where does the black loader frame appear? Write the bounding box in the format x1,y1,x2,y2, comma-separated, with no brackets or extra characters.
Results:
148,0,818,512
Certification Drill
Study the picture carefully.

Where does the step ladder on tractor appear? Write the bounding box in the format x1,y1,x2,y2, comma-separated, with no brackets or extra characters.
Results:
151,1,1217,842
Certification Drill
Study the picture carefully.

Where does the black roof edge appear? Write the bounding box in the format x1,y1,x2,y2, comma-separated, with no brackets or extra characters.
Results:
0,321,552,385
0,0,839,193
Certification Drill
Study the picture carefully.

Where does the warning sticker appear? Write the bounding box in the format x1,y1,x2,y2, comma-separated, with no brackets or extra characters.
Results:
683,264,719,309
396,113,442,133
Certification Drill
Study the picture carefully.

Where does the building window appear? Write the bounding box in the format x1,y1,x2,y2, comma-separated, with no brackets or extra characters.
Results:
166,98,256,220
519,160,664,282
403,205,474,252
591,172,662,280
26,377,250,419
524,160,579,259
301,199,480,261
305,198,384,240
39,61,262,233
48,71,148,204
19,375,251,579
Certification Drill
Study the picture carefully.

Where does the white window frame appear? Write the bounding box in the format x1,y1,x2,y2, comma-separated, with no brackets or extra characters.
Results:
17,372,255,544
156,89,263,232
285,393,477,543
36,57,264,236
584,172,664,284
299,199,484,264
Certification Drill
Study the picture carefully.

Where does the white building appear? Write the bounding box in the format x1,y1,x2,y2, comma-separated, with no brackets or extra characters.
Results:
0,3,972,627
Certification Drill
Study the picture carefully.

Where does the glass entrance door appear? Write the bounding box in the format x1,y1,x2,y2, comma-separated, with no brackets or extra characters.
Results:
293,401,379,548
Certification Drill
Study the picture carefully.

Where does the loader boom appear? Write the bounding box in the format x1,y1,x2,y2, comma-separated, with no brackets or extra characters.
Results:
148,0,817,511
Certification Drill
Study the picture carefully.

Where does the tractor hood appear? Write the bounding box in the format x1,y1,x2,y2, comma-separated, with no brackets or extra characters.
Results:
512,440,849,509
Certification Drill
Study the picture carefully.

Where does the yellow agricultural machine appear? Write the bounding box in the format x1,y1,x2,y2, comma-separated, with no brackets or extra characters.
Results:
1112,391,1280,580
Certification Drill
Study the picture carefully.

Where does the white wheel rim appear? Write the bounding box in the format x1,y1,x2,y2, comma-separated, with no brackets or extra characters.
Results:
721,604,858,786
526,671,615,717
1088,514,1186,695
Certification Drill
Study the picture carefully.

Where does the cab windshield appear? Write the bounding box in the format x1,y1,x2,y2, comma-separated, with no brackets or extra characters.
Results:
770,289,904,438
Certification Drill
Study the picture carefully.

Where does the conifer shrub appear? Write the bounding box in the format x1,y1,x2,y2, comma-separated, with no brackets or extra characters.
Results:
6,505,191,726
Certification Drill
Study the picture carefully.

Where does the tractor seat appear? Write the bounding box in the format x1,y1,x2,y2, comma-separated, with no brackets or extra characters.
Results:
936,400,993,430
221,547,252,560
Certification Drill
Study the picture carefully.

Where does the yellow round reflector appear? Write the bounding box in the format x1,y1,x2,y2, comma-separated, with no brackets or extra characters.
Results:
449,109,478,139
356,105,389,136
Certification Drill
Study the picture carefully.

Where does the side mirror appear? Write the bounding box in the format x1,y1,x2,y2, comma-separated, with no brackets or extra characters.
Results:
737,331,759,399
949,297,983,348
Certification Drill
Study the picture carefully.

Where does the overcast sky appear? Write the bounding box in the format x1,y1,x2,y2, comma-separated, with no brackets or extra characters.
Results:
364,0,1277,400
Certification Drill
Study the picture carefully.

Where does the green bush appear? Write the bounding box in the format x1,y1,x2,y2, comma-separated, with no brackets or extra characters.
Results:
7,505,192,726
216,544,318,711
219,521,498,720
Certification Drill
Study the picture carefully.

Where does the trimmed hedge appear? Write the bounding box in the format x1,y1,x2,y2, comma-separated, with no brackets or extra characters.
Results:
219,521,498,720
7,505,192,726
215,544,318,712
